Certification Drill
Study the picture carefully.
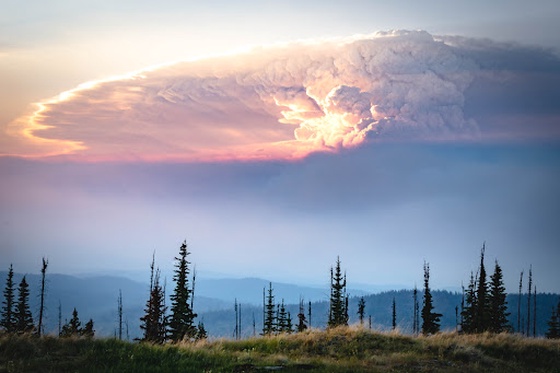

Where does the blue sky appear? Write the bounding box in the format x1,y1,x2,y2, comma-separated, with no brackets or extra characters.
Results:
1,1,559,292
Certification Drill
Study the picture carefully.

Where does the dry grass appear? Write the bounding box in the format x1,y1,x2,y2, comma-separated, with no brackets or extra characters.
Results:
1,328,559,372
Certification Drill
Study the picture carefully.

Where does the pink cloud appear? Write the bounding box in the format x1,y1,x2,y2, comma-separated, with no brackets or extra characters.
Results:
7,30,558,162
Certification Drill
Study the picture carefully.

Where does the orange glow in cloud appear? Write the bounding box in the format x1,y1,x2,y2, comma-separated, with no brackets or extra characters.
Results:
3,31,482,162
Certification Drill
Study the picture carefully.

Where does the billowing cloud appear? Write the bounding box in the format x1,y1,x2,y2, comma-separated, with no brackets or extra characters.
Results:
4,30,560,161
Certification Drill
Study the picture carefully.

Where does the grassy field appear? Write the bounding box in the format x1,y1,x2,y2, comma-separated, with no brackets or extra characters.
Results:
1,327,559,372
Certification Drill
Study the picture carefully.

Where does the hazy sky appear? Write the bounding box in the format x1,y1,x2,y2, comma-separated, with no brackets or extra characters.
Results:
1,1,559,293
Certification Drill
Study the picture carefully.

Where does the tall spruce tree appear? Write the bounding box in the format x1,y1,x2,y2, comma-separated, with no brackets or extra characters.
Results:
357,296,366,325
277,299,289,333
1,264,16,332
328,256,348,328
461,272,477,333
14,276,34,333
475,244,489,333
392,297,397,330
117,290,123,340
413,285,419,335
169,240,197,342
262,282,276,336
297,298,307,332
517,270,523,333
139,256,167,344
527,266,532,337
488,260,510,333
421,262,441,335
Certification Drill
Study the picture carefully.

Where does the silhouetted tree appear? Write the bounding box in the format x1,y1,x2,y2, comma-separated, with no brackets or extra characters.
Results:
14,276,34,334
474,244,489,333
37,257,48,337
413,286,419,335
308,301,312,329
234,299,240,340
357,296,366,325
82,319,95,338
545,301,560,339
118,290,123,340
286,312,293,334
527,266,532,337
140,255,167,344
61,308,81,337
488,260,510,333
58,301,62,337
421,262,441,335
328,256,348,328
277,299,290,333
169,240,197,342
461,272,477,333
392,297,397,330
196,321,208,340
297,298,308,332
262,282,276,336
517,270,523,333
1,264,16,332
533,285,537,337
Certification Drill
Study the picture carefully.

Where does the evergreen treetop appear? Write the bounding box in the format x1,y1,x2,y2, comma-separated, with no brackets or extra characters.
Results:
328,256,348,328
488,260,510,333
421,262,441,335
139,255,167,344
169,240,197,342
1,264,16,332
14,276,34,334
262,282,276,336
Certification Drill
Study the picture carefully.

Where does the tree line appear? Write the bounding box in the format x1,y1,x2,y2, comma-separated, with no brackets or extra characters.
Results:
1,260,95,338
2,241,559,341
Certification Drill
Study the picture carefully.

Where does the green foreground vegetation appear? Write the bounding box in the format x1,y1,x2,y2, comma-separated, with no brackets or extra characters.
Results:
1,327,559,373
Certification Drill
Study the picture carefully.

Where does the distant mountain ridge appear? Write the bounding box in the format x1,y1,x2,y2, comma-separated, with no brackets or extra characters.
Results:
1,271,558,339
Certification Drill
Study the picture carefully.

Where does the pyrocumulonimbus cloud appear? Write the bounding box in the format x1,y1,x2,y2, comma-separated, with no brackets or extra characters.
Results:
5,30,558,162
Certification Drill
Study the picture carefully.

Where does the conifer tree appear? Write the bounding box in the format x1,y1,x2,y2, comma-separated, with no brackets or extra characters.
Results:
412,286,419,335
488,260,510,333
421,262,441,335
461,272,477,333
1,264,16,332
308,301,312,329
140,256,167,344
545,301,560,339
197,321,208,340
118,290,123,340
277,299,289,333
297,298,308,332
81,319,95,338
392,297,397,330
61,308,81,337
328,257,348,328
527,266,532,337
262,282,276,336
14,276,34,334
286,312,293,334
357,296,366,325
533,285,537,337
475,244,489,333
58,301,62,337
517,270,523,333
169,241,197,342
